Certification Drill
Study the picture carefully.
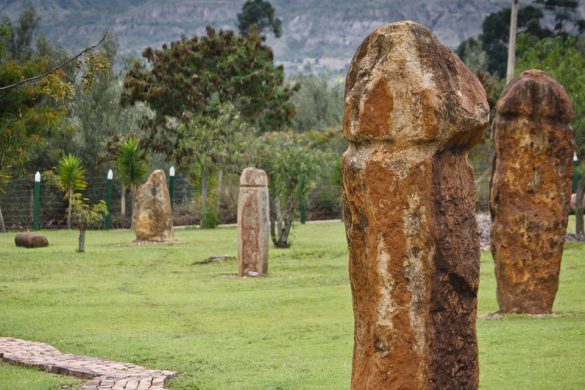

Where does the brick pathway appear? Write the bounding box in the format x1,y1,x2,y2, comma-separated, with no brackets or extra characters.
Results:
0,337,176,389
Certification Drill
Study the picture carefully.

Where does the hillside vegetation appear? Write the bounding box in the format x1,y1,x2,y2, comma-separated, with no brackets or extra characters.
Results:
0,0,515,74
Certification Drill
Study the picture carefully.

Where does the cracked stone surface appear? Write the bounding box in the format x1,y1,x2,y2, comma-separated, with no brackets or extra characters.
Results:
0,337,175,390
490,70,574,314
342,21,488,389
237,167,270,277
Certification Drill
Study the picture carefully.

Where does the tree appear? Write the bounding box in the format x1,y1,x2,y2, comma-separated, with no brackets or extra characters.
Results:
70,193,108,252
122,27,297,164
289,73,344,133
237,0,283,38
517,34,585,239
177,101,253,218
0,6,108,231
53,154,87,229
252,131,329,248
116,136,148,227
457,0,584,78
68,31,150,175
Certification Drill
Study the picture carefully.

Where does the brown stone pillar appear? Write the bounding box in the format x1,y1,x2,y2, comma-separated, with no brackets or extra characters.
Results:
238,167,270,277
341,22,489,389
134,170,174,242
490,70,574,314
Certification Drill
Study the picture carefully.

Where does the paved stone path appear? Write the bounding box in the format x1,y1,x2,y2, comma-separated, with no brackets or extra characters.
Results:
0,337,176,389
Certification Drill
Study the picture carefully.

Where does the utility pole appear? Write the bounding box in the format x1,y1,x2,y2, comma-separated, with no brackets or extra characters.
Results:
506,0,519,83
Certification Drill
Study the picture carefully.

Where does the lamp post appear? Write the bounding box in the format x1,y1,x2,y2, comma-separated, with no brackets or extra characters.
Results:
169,166,175,210
105,169,113,230
33,171,41,231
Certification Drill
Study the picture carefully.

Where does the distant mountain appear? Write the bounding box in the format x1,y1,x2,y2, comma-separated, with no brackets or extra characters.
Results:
0,0,569,75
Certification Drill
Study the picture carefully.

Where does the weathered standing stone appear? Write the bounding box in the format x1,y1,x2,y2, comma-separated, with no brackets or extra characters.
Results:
490,70,574,314
134,170,174,242
237,168,270,277
14,232,48,248
342,21,489,389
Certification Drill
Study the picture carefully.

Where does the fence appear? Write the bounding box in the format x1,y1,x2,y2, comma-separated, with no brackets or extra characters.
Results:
0,169,344,231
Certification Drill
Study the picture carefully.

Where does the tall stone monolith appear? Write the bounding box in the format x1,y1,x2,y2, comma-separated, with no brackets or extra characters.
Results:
134,169,174,242
238,167,270,277
490,70,574,314
342,21,489,389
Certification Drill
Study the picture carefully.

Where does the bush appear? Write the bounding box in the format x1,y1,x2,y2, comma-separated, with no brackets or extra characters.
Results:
200,207,220,229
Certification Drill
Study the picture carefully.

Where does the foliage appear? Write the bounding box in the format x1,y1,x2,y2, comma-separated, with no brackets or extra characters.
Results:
116,136,148,189
68,31,150,174
178,101,253,212
122,26,297,164
457,0,585,78
71,193,108,230
237,0,283,38
517,34,585,237
200,206,220,229
252,130,331,247
289,73,344,133
116,136,147,227
70,193,108,252
53,154,87,229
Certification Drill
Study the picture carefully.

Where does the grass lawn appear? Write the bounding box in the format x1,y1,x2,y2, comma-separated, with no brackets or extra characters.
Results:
0,222,584,389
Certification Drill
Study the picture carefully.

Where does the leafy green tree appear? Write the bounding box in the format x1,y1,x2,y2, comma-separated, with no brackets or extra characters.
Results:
252,131,330,248
457,0,584,78
517,34,585,238
0,6,109,232
68,31,150,174
177,101,253,217
116,136,148,227
237,0,282,38
289,73,344,133
70,193,108,252
54,154,87,229
122,26,297,163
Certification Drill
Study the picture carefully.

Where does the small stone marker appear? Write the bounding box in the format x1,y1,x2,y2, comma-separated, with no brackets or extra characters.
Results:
14,232,48,248
134,170,174,242
342,22,489,389
237,167,270,277
490,70,574,314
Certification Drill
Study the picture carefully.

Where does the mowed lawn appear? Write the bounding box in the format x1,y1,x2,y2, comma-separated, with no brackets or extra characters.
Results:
0,222,584,390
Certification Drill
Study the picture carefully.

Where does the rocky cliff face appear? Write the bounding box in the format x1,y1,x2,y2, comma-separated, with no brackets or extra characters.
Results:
0,0,552,75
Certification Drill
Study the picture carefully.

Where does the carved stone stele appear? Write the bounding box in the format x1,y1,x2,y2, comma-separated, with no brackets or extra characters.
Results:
491,70,574,314
238,167,270,277
342,21,489,389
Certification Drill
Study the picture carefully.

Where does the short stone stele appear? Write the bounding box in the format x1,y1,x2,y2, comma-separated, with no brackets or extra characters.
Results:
134,169,174,242
237,167,270,277
14,232,49,248
490,70,574,314
342,21,489,389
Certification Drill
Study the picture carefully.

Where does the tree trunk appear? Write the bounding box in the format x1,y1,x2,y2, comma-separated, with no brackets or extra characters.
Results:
269,195,278,245
576,175,584,240
272,195,295,248
217,169,223,198
121,185,126,216
130,185,136,229
78,229,86,252
67,189,73,229
0,203,6,233
201,167,208,211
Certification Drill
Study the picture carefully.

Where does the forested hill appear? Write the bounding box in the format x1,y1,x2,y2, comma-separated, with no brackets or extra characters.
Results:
1,0,573,75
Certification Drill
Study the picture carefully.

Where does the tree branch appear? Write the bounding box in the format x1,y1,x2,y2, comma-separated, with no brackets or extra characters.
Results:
0,32,107,92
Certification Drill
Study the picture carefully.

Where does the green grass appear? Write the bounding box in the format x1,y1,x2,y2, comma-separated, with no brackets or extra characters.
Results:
0,223,584,389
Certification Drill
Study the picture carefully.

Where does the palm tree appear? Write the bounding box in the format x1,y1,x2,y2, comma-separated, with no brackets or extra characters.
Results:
116,137,147,228
55,154,87,229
